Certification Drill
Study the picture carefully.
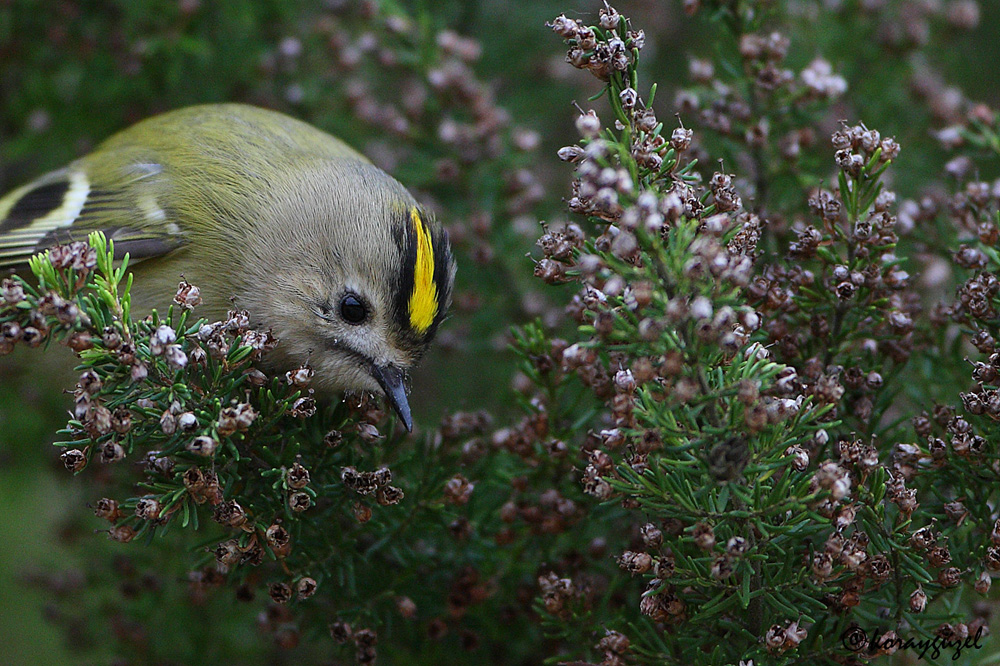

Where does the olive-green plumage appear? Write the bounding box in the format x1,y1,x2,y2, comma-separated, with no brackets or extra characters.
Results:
0,104,456,430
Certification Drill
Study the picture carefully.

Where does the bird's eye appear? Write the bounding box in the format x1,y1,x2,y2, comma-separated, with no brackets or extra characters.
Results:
339,294,367,324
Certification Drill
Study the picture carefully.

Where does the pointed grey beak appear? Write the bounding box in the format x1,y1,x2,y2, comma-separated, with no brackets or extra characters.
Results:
371,364,413,432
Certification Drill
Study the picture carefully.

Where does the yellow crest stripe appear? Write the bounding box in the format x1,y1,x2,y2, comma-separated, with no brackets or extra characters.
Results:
408,208,439,333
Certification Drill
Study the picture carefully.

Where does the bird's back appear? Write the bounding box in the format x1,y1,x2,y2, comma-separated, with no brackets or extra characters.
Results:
0,104,379,318
0,104,370,266
92,104,366,170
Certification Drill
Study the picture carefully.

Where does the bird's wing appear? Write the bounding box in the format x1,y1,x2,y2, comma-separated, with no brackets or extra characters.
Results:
0,153,184,268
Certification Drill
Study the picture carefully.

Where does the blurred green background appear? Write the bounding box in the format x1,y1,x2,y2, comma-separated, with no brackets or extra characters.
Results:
3,1,1000,664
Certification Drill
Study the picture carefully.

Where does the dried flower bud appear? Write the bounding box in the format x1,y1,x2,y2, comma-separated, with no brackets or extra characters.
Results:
269,582,293,604
20,326,42,348
910,527,936,550
928,546,952,568
727,536,748,557
289,492,312,512
618,551,652,574
174,280,202,309
353,502,373,523
619,87,637,110
375,483,404,506
286,462,310,489
244,368,268,386
444,474,474,505
61,449,88,473
285,364,314,387
944,500,968,525
1,278,26,305
558,145,585,162
93,498,121,523
99,441,125,464
108,524,136,543
132,497,161,521
548,14,581,39
266,524,291,558
938,567,962,587
784,622,808,649
177,411,198,431
290,396,317,418
295,577,318,600
214,540,241,568
78,369,102,395
692,522,715,550
597,629,630,655
187,436,218,457
765,624,786,652
784,445,810,471
812,552,833,580
599,5,620,30
641,523,662,548
329,620,354,643
111,407,132,434
811,460,851,500
575,110,601,139
629,110,655,136
159,411,178,435
213,500,247,529
354,627,377,663
711,555,733,579
150,324,177,355
217,402,257,436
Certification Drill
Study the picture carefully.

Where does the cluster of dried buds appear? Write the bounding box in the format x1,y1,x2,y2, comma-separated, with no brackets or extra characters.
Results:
267,574,318,605
496,484,580,544
674,28,847,172
747,125,914,429
443,565,492,623
537,571,592,619
638,579,687,625
341,464,404,507
284,461,313,513
831,123,900,178
765,621,808,654
195,308,278,363
329,622,378,665
0,256,96,356
62,368,134,469
340,392,393,443
326,9,518,163
594,629,631,666
549,7,644,82
738,32,847,102
931,180,1000,332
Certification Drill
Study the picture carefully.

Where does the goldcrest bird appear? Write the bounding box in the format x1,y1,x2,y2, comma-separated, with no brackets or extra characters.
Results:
0,103,455,431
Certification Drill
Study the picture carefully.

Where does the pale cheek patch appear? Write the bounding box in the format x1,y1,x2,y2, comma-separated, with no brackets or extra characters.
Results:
407,208,439,334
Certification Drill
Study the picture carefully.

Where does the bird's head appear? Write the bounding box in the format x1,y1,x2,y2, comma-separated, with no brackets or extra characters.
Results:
239,160,455,431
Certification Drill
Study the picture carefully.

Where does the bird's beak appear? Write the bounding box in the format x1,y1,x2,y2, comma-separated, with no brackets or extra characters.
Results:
370,363,413,432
